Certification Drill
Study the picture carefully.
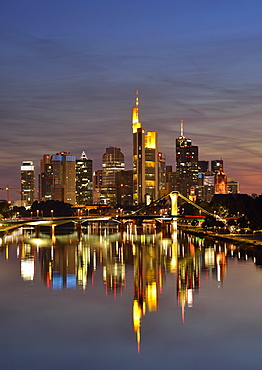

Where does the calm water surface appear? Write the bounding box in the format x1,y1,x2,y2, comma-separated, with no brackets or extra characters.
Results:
1,224,262,370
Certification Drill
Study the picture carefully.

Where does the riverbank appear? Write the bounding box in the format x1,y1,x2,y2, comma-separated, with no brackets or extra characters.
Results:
181,225,262,247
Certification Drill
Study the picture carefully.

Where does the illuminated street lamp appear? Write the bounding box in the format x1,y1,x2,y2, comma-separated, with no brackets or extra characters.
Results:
51,210,54,219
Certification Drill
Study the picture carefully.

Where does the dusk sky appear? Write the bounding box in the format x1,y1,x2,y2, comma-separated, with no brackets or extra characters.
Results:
1,0,262,199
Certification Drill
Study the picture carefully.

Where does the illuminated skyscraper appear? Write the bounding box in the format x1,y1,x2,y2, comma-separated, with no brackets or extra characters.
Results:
101,146,125,204
211,159,223,173
52,152,76,204
176,120,198,197
215,163,228,194
93,170,102,203
21,161,35,206
145,132,158,201
76,151,93,205
132,91,145,205
158,152,166,198
39,154,53,201
132,91,158,204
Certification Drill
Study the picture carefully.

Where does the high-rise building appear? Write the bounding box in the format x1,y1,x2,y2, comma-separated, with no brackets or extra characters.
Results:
39,154,53,201
198,160,209,173
145,132,158,201
76,151,93,205
132,91,145,205
215,163,228,194
158,152,166,198
132,91,158,205
211,160,223,173
93,170,102,204
175,120,198,196
197,172,215,202
21,161,35,206
227,178,240,194
101,146,125,204
52,152,76,204
116,170,133,206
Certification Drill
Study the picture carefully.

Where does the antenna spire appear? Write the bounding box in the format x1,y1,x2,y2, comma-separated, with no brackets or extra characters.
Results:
180,120,184,136
136,90,139,107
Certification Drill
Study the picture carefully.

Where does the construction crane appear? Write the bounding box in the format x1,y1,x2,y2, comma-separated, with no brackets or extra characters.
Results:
0,186,21,203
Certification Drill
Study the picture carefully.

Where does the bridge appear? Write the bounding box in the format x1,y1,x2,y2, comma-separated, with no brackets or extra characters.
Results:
0,191,225,234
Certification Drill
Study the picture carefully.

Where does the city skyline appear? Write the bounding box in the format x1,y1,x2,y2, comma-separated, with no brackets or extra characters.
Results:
1,0,262,197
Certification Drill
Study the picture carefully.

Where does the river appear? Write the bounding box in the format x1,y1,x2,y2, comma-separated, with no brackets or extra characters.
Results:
1,223,262,370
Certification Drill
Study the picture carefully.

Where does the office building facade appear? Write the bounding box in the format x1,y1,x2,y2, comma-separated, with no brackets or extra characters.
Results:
101,146,125,204
175,120,198,197
76,151,93,205
21,161,35,206
52,152,76,204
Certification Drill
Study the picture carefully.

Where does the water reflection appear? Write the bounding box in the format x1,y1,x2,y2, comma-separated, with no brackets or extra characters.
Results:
1,223,262,353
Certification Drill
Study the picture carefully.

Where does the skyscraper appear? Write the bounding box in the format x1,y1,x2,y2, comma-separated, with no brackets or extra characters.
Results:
132,91,158,205
101,146,125,204
176,120,198,197
52,152,76,204
21,161,35,206
158,152,166,198
145,132,158,201
211,160,223,173
215,163,228,194
76,151,93,205
39,154,53,201
132,91,145,205
93,170,102,204
115,170,133,206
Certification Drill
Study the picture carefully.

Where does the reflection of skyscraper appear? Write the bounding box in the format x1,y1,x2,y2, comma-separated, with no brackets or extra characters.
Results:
21,161,35,206
177,242,201,323
132,234,161,351
76,151,93,205
20,243,35,281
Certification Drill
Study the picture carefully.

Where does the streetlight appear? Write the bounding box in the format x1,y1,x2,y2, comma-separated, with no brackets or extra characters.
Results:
37,210,39,218
51,210,54,220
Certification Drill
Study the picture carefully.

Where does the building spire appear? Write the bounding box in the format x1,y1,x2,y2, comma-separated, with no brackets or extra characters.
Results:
81,151,87,160
180,120,184,136
132,90,140,130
